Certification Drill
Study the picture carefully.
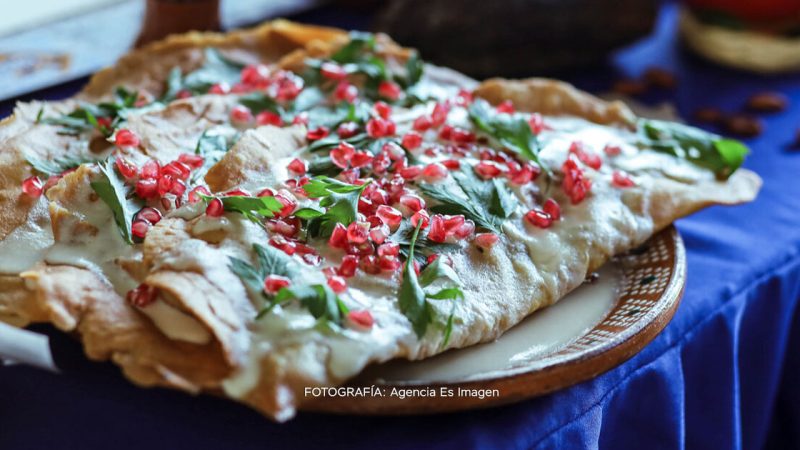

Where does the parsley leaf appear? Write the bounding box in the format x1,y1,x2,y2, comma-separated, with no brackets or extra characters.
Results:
272,284,349,324
90,159,141,244
161,48,244,100
331,32,376,64
638,119,749,180
296,177,370,238
389,219,458,265
419,169,517,234
40,87,139,136
468,98,546,172
307,132,370,153
26,154,104,177
201,194,283,223
398,222,464,345
229,243,303,317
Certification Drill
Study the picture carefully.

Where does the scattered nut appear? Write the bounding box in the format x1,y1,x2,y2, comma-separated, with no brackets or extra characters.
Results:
746,92,788,113
643,67,677,89
692,107,725,125
612,79,648,96
724,114,763,138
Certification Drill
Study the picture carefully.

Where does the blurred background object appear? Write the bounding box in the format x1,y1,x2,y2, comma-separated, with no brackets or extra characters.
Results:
135,0,221,48
680,0,800,73
368,0,658,78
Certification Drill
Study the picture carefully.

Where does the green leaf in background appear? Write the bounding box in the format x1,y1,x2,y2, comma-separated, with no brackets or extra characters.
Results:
26,154,104,177
638,119,749,180
192,126,239,182
161,48,244,100
90,159,140,244
331,32,376,64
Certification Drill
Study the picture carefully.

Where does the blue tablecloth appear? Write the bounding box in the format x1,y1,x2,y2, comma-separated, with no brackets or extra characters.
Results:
1,5,799,449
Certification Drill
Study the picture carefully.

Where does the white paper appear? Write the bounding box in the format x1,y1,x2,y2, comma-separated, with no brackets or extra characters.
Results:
0,321,58,372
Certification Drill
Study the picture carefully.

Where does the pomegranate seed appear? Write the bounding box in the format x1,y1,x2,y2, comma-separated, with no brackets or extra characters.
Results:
274,72,304,101
347,310,374,329
327,275,347,294
369,225,390,244
170,179,187,196
131,219,151,239
378,254,402,271
562,159,592,204
399,194,426,212
230,105,254,124
264,275,291,294
141,160,161,179
528,113,546,134
267,218,299,237
330,142,356,169
450,127,476,144
604,144,622,157
127,284,158,308
256,111,283,126
338,255,359,277
135,178,159,199
274,193,297,217
569,142,602,170
96,117,112,130
292,112,309,126
178,153,204,169
208,82,229,95
162,161,191,180
399,165,423,180
366,118,395,138
543,198,561,221
376,205,403,228
43,176,61,192
241,64,270,86
413,115,433,132
525,209,552,228
136,207,162,224
225,188,251,197
341,169,359,184
206,198,224,217
114,129,140,148
328,223,349,249
287,158,307,176
347,221,370,244
115,157,139,179
337,121,359,138
475,161,503,179
378,81,402,101
377,242,400,257
612,171,636,188
401,132,423,150
334,81,358,103
359,255,382,274
422,163,448,181
438,125,453,141
441,159,461,170
176,90,192,99
157,175,174,196
475,232,499,249
374,101,392,119
307,126,330,141
320,62,347,80
453,220,475,239
456,89,473,106
431,103,449,127
269,236,296,255
510,164,534,185
496,100,515,114
442,215,465,232
411,210,430,229
21,176,44,198
350,151,372,169
257,187,276,198
303,253,322,266
427,214,447,242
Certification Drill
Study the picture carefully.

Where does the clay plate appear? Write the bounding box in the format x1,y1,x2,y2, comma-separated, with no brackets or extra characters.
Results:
305,226,686,414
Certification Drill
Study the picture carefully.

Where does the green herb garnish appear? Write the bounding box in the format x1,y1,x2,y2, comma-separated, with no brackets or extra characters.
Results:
270,284,349,324
40,87,139,136
294,176,370,237
26,154,104,177
162,48,244,100
638,119,749,180
201,194,283,224
90,159,141,244
420,169,517,234
398,222,464,345
229,243,301,315
468,98,547,173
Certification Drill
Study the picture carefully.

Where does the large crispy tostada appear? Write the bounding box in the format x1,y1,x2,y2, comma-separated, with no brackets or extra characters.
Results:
0,20,760,421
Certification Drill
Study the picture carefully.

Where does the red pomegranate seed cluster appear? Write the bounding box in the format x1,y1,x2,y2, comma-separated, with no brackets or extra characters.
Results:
127,283,158,308
525,198,562,229
561,158,592,205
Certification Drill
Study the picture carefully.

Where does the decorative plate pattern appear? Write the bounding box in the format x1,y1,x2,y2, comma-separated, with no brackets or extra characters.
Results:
306,226,686,414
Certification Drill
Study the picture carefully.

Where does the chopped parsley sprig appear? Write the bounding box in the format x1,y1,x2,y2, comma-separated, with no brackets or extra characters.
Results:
398,222,464,346
419,169,517,234
294,176,371,238
90,158,142,244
